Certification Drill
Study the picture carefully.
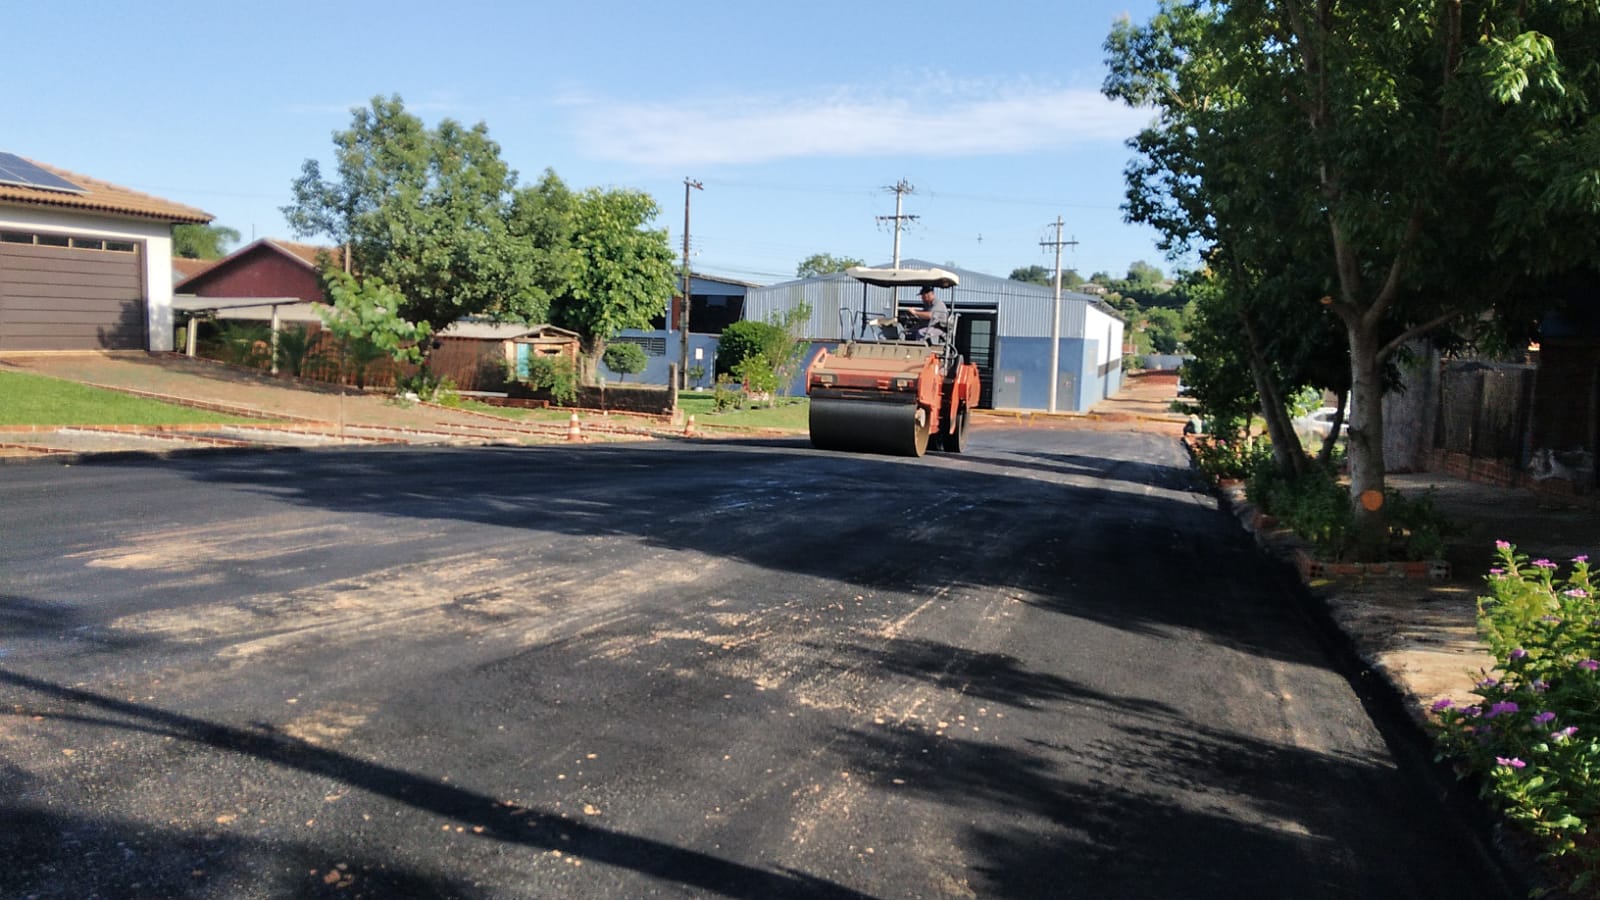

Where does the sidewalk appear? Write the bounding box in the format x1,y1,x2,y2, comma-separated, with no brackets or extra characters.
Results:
1100,370,1600,722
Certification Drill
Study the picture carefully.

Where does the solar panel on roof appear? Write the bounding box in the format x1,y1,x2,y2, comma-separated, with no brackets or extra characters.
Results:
0,152,86,194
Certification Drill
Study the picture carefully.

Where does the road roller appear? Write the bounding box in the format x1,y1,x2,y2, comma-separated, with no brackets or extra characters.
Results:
806,266,981,457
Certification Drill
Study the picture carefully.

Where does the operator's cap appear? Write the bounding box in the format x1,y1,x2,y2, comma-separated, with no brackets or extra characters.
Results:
918,285,935,295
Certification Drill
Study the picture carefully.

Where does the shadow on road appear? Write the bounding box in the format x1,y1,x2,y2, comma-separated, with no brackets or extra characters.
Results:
0,669,872,899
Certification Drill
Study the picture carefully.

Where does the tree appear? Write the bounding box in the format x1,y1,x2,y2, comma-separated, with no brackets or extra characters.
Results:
1126,260,1164,286
283,94,566,336
1105,1,1600,547
547,187,678,383
317,270,432,390
1009,265,1051,285
173,224,241,260
712,304,813,404
602,342,648,382
796,253,863,278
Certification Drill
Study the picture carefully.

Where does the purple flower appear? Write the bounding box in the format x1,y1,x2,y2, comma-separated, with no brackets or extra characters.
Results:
1486,701,1520,719
1565,589,1590,599
1477,677,1499,690
1496,757,1527,769
1490,567,1506,575
1553,726,1580,740
1533,680,1550,693
1496,540,1512,551
1510,648,1528,660
1541,615,1563,624
1534,711,1557,725
1431,698,1456,712
1464,705,1483,718
1576,555,1590,564
1581,660,1600,672
1534,559,1557,569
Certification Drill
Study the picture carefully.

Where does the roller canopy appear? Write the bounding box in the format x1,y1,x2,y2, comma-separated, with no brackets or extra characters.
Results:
845,266,959,289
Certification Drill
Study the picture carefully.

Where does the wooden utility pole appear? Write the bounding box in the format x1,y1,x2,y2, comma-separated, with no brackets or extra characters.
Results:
876,179,918,268
680,178,702,389
1040,218,1079,414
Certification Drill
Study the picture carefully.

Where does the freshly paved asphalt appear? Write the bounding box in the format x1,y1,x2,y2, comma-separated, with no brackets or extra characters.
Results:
1,429,1515,898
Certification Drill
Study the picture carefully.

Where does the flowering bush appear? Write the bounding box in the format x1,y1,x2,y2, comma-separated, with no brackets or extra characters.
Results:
1433,543,1599,891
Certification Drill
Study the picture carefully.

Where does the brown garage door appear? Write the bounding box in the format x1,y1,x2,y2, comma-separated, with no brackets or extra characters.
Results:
0,235,146,351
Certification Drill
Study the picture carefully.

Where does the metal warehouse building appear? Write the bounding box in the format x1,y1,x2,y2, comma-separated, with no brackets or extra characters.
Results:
743,260,1126,412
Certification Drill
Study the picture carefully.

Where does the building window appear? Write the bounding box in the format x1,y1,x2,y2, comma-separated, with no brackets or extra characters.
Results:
615,336,667,356
0,231,137,252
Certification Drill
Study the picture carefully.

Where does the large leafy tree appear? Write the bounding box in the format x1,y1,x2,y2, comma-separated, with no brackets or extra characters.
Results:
282,94,567,335
1106,1,1600,545
173,223,241,260
548,187,678,383
796,252,863,278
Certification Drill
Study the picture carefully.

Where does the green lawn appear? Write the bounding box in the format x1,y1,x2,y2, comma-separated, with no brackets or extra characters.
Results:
0,370,268,427
677,392,809,431
458,392,809,432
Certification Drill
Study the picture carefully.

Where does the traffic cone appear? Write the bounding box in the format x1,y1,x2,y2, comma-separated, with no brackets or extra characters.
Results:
684,414,696,437
567,412,582,442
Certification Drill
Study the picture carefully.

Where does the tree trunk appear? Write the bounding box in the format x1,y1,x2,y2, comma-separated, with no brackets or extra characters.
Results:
1346,322,1388,554
1242,311,1308,478
580,336,605,386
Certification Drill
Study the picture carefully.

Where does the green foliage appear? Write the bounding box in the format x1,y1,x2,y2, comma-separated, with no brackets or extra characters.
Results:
732,357,778,404
1246,460,1452,562
318,270,432,390
172,223,241,260
522,354,579,406
272,324,318,378
796,252,863,278
283,94,568,333
548,186,678,382
1433,546,1599,890
716,320,782,378
1186,434,1271,483
602,342,648,381
712,374,744,411
1009,265,1083,288
1103,1,1600,546
213,321,273,369
686,364,707,388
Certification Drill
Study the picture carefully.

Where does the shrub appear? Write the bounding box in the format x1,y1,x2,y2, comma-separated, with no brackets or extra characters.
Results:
712,374,744,412
603,342,648,382
524,355,579,406
1188,434,1271,482
1433,545,1599,893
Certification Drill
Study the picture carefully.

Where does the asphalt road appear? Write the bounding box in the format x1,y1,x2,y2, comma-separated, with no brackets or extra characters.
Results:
1,429,1514,899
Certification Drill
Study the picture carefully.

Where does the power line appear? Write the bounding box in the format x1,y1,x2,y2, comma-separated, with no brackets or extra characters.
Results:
875,179,918,268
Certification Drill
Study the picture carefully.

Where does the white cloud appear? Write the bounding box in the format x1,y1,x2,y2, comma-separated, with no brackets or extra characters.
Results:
565,78,1151,167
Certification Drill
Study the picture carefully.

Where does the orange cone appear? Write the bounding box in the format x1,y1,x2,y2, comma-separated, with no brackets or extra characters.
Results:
684,414,696,437
567,412,582,442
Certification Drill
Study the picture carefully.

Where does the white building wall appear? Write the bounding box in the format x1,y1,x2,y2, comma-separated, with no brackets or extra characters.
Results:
0,205,177,351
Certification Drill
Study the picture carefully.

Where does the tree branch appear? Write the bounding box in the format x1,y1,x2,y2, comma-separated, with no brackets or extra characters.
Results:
1377,309,1463,364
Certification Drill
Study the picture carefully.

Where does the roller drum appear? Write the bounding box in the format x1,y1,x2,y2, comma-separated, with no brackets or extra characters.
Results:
809,397,929,457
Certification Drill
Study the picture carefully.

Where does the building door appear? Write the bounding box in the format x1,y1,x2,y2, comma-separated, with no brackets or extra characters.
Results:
0,233,145,351
955,312,997,409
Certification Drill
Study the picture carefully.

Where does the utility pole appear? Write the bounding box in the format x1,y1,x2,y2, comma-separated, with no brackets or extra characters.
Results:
1040,217,1079,414
680,178,702,390
876,179,917,268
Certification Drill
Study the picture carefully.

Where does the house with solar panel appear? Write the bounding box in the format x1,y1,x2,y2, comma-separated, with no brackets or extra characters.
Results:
741,261,1127,412
0,153,212,352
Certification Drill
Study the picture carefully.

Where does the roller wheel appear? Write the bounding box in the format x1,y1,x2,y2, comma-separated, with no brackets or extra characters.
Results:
809,398,929,457
942,405,968,453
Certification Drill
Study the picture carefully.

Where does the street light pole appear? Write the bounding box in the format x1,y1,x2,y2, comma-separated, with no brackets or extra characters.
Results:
680,178,702,390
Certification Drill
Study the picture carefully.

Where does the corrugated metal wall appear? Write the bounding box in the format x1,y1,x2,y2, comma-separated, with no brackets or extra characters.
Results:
742,261,1119,342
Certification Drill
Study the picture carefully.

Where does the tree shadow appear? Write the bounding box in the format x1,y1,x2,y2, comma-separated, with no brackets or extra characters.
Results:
0,669,873,900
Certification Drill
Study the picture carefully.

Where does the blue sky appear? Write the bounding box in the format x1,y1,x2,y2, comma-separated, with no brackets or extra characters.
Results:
5,1,1174,285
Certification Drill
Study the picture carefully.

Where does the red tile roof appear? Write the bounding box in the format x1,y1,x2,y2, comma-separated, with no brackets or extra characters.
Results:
171,257,218,280
0,155,213,224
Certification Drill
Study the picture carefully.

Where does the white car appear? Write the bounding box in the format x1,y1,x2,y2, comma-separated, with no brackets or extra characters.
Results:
1294,407,1348,441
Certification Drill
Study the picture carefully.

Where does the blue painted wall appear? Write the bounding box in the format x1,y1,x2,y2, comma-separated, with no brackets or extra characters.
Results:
992,337,1104,411
602,331,721,387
